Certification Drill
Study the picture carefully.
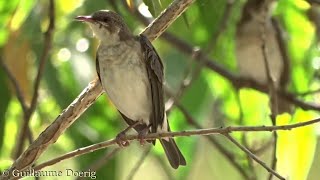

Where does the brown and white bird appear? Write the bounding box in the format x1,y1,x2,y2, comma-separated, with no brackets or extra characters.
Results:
76,10,186,169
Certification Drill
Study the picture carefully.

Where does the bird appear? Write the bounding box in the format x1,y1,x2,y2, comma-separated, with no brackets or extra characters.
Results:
75,10,186,169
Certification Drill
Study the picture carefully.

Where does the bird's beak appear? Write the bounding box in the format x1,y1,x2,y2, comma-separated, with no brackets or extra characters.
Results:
75,15,94,23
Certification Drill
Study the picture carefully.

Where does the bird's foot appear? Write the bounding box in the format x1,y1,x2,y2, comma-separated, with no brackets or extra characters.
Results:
115,120,142,147
116,132,130,147
138,125,151,146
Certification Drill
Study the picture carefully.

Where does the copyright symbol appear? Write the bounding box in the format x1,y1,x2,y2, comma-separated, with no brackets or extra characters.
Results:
2,169,9,177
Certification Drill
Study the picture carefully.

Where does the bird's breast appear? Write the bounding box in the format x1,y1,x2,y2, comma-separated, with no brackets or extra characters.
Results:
98,42,152,123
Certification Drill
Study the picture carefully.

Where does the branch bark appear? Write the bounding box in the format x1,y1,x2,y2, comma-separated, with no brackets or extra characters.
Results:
32,116,320,173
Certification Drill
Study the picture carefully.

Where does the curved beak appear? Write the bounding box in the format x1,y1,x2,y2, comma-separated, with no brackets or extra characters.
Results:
75,15,94,23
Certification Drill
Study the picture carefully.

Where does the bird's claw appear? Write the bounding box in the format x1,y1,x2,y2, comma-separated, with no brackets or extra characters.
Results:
138,128,149,146
116,132,130,147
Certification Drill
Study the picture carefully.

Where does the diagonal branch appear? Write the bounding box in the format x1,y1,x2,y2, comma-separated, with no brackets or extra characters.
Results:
0,59,28,113
224,134,285,180
174,101,251,179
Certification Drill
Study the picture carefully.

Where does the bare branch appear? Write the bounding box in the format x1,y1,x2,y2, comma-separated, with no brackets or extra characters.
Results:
28,117,320,173
174,101,251,179
297,88,320,96
259,2,279,179
271,18,290,88
0,59,28,113
224,134,285,180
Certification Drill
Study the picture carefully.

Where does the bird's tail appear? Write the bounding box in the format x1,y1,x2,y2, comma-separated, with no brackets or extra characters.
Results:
160,138,186,169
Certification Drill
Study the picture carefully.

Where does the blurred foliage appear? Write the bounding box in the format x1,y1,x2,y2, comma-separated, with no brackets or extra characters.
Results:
0,0,320,180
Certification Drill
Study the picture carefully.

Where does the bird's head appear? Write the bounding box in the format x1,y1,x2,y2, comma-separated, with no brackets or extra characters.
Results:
76,10,132,44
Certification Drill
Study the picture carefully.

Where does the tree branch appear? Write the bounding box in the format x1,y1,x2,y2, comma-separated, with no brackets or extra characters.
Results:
259,2,279,179
0,59,28,113
173,101,251,179
224,134,285,180
30,117,320,174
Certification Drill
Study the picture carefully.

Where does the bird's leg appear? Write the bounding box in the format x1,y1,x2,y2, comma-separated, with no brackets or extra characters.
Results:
116,121,140,147
138,124,152,146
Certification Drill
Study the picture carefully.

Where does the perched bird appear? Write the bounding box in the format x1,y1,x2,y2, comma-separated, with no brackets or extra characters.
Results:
75,10,186,169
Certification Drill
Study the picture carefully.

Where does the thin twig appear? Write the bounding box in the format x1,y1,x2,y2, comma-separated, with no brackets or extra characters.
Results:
259,2,279,179
0,59,28,113
0,59,34,153
30,117,320,172
296,88,320,96
251,138,273,155
271,18,290,88
15,0,55,158
165,48,202,111
126,146,152,180
223,134,285,180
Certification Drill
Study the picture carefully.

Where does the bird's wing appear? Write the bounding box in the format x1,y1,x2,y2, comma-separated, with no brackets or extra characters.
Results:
96,55,101,83
139,34,165,133
118,111,149,132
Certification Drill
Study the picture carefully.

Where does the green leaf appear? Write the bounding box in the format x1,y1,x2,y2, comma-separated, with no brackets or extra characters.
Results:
277,110,317,180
